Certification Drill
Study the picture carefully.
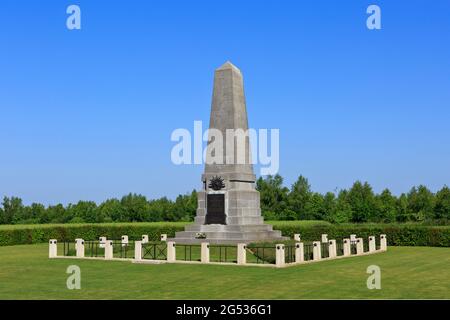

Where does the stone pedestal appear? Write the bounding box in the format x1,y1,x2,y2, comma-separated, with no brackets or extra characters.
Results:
356,238,364,255
380,234,387,251
275,244,285,267
201,243,210,263
343,239,351,256
134,241,142,261
313,241,321,260
121,235,128,247
369,236,376,252
99,236,106,248
49,239,57,258
167,241,176,262
295,242,304,263
105,240,113,260
294,234,301,242
237,243,247,265
321,234,328,243
75,239,85,258
328,240,337,258
141,235,149,244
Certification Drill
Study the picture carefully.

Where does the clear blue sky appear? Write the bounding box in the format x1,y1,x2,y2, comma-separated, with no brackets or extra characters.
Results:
1,0,449,205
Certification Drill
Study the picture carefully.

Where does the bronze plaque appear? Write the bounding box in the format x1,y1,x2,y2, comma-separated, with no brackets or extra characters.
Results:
205,194,226,224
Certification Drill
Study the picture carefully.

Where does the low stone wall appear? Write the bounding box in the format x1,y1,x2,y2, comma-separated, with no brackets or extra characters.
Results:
49,233,388,268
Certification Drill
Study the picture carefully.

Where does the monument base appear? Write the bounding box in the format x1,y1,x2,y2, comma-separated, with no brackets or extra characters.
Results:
170,221,288,245
170,188,287,244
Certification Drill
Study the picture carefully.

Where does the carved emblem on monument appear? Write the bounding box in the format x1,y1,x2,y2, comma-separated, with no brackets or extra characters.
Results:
208,176,225,191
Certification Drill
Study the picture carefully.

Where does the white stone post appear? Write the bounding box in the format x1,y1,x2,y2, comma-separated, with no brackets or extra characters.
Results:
369,236,376,252
141,235,149,244
294,234,301,242
350,234,357,242
380,234,387,251
49,239,57,258
237,243,247,265
160,234,167,242
275,244,285,268
313,241,322,260
343,239,351,256
99,236,106,248
134,240,142,261
75,238,85,258
328,240,337,258
201,243,210,263
105,240,113,260
295,242,304,263
121,235,128,247
167,241,176,262
356,238,364,255
321,234,328,243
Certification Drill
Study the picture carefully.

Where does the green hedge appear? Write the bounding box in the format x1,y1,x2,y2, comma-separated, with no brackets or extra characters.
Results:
275,223,450,247
0,221,449,247
0,222,187,247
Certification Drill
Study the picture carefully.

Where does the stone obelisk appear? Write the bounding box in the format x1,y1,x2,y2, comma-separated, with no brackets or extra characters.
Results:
172,62,285,244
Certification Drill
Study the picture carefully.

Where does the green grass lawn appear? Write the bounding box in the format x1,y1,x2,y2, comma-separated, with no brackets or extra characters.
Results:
0,244,449,299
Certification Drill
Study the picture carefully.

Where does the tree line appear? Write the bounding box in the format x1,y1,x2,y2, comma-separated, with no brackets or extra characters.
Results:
0,192,197,225
256,175,450,223
1,174,449,225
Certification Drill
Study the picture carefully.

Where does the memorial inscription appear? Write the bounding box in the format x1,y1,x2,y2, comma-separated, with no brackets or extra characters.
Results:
206,194,226,225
